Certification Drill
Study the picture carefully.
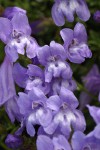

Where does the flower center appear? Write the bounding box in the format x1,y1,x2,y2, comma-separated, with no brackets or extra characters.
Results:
48,56,58,62
69,0,79,11
32,102,39,109
12,30,22,39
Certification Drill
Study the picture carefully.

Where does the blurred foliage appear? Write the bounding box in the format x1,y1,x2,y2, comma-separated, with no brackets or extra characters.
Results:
0,0,100,149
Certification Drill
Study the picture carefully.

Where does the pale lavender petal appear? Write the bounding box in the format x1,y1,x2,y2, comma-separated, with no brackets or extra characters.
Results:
53,135,71,150
60,88,79,109
36,108,52,127
47,95,62,111
76,0,90,21
0,56,16,106
26,121,35,137
27,64,43,79
50,41,67,60
45,67,53,83
0,17,12,43
72,110,86,132
37,135,53,150
37,45,50,66
3,7,26,20
51,2,65,26
13,63,28,88
5,45,19,62
61,62,73,80
74,22,87,43
94,124,100,139
26,37,39,59
87,105,100,124
60,121,71,138
60,28,73,48
5,96,22,123
44,122,58,135
28,87,47,103
67,44,92,64
11,13,31,35
17,92,32,115
72,131,85,150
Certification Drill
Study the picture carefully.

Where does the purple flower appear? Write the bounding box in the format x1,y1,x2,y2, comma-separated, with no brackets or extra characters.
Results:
72,124,100,150
37,134,72,150
93,10,100,23
5,96,22,123
5,134,23,149
82,65,100,94
60,22,92,63
44,89,86,138
17,87,52,137
3,6,26,20
37,41,72,82
49,78,77,95
0,12,39,62
0,56,16,106
79,65,100,109
13,63,50,94
52,0,90,26
87,105,100,124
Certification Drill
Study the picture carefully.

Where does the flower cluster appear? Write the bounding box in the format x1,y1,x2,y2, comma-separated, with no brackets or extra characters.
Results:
0,1,99,150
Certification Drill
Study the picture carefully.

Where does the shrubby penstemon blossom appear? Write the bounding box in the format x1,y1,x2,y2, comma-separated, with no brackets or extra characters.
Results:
52,0,90,26
13,63,50,94
0,10,39,62
60,22,92,63
37,41,72,82
44,88,86,138
16,87,52,137
0,2,96,150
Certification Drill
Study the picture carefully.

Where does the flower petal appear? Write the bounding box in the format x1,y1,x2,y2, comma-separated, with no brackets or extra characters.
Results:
60,28,73,48
76,0,90,21
0,56,16,106
11,13,31,35
37,45,50,66
51,2,65,26
74,23,87,43
50,41,67,60
72,131,85,150
47,95,62,111
53,135,71,150
13,63,28,88
60,88,79,109
0,17,12,43
37,135,53,150
87,105,100,124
